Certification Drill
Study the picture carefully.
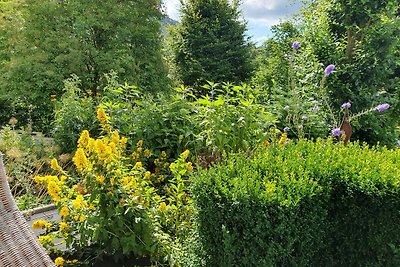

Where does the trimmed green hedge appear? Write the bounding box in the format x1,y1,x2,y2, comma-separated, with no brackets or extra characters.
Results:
192,139,400,266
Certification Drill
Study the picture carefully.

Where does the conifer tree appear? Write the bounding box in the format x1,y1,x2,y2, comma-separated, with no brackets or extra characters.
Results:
172,0,254,92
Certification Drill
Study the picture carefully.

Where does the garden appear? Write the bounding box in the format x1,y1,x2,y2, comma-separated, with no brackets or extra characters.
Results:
0,0,399,266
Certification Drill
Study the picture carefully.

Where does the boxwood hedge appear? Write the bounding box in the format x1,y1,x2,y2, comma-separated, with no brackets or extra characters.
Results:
192,139,400,266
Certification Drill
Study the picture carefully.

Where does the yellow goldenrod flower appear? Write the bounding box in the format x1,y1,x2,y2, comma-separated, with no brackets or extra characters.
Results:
32,219,52,229
157,175,164,183
279,133,288,145
111,130,120,144
131,152,139,160
78,130,90,148
73,148,88,172
72,195,85,210
96,107,108,125
59,222,68,232
34,175,46,185
47,181,61,201
134,161,143,169
181,149,190,159
144,149,151,158
96,174,106,184
60,206,70,218
144,171,151,179
50,158,63,172
38,235,54,246
157,202,167,212
169,162,177,171
137,140,143,148
79,214,85,222
186,162,193,172
54,256,65,266
161,151,167,159
120,137,128,146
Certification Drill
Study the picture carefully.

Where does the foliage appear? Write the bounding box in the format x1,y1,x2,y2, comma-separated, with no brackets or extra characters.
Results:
52,76,98,153
57,75,276,161
0,0,169,132
300,0,400,146
193,82,276,157
193,139,400,266
34,110,195,265
171,0,254,92
0,124,60,210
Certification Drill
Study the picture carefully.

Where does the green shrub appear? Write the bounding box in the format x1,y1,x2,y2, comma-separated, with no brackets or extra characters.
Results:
52,76,98,152
192,139,400,266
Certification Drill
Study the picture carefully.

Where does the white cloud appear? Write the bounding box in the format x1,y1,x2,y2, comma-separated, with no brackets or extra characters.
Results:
163,0,181,21
162,0,302,40
241,0,302,27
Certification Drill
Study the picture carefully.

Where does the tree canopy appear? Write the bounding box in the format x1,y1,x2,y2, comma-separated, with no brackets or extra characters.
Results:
0,0,168,131
172,0,254,92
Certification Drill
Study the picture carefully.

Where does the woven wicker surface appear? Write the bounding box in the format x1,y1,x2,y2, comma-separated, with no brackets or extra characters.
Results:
0,153,56,267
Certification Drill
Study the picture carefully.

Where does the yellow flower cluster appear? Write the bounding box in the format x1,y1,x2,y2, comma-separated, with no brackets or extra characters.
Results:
54,257,78,267
157,202,168,212
59,222,68,232
72,195,86,210
54,257,64,266
181,149,190,159
32,219,52,229
60,206,70,218
50,158,63,172
73,148,89,173
279,133,288,145
96,107,108,125
38,235,54,246
34,175,63,202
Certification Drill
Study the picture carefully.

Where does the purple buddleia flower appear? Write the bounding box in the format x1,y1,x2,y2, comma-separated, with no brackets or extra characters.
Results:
332,128,341,137
312,107,319,112
324,64,335,76
341,102,351,109
283,127,290,133
292,41,300,50
375,103,390,112
301,115,308,121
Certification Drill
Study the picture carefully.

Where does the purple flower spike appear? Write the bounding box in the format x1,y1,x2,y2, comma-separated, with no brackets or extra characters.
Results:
324,64,335,76
341,102,351,109
292,41,300,50
375,103,390,112
332,128,341,137
283,127,290,133
312,107,319,112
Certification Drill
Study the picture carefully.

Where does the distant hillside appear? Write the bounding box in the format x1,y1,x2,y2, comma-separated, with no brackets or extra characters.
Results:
161,16,178,37
162,17,178,26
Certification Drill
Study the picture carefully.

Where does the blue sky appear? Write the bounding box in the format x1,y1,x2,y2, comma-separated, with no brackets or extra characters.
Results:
163,0,303,44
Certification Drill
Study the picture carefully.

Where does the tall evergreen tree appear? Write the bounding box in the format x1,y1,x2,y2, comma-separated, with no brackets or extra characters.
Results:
0,0,168,131
172,0,254,92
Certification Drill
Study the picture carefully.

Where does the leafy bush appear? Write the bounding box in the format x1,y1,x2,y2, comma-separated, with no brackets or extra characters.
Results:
34,109,195,265
193,82,276,157
52,76,97,152
192,139,400,266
